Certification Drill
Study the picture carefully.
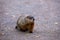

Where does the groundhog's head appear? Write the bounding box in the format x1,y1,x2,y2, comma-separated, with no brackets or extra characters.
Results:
25,15,35,24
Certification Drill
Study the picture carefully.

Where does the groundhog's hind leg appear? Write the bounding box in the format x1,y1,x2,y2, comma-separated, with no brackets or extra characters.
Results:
15,26,21,31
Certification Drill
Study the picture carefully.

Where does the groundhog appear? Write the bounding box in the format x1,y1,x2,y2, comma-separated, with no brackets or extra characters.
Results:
15,15,35,33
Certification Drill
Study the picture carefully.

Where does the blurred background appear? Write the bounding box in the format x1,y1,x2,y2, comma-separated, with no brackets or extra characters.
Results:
0,0,60,40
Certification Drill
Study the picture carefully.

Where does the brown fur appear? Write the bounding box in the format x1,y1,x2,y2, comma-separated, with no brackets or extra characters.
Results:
15,15,35,33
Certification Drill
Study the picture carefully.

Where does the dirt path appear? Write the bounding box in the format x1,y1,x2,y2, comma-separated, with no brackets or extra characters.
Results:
0,0,60,40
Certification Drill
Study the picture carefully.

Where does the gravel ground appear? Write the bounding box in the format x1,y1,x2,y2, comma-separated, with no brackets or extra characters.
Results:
0,0,60,40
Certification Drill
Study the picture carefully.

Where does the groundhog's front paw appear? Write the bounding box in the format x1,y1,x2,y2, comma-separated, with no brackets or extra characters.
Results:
20,29,27,32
